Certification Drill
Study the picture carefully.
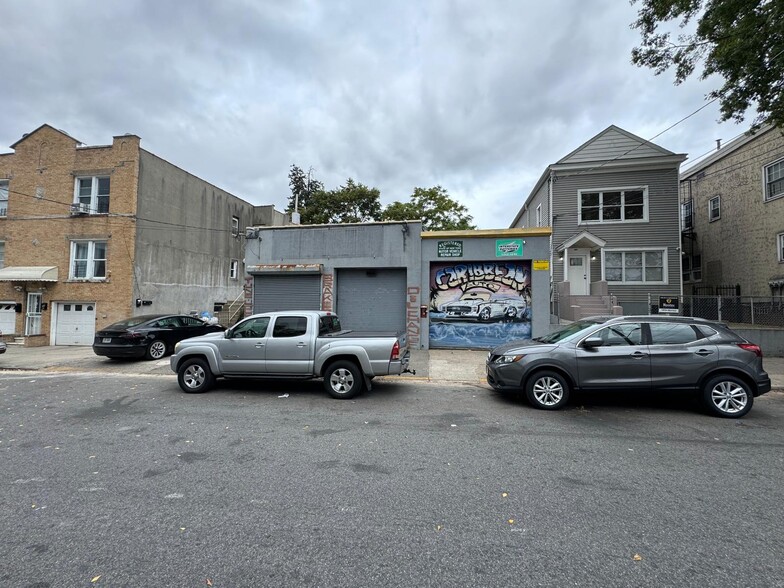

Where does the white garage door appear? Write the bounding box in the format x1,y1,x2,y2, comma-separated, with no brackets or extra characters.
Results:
55,302,96,345
0,302,16,335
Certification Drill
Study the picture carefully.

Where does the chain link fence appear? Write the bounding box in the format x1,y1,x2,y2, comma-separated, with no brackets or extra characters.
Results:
660,295,784,327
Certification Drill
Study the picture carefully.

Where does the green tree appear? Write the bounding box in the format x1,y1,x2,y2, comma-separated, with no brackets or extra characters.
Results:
286,164,324,215
382,186,476,231
630,0,784,128
304,178,383,224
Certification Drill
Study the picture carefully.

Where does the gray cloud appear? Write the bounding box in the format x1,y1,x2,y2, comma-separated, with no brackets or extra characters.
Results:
1,0,741,228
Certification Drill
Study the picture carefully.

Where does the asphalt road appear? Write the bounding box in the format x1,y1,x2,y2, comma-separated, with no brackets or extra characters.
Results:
2,372,783,588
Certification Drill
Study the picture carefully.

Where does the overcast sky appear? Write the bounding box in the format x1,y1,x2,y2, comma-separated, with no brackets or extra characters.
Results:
1,0,746,229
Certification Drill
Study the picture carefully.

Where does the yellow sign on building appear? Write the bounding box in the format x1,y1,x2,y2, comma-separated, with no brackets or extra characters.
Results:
533,260,550,271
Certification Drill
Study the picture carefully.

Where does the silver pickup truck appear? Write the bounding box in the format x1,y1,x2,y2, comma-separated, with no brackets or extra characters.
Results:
170,311,411,399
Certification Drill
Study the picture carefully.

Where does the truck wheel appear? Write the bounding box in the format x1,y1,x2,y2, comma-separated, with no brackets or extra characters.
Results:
323,360,363,399
177,358,215,394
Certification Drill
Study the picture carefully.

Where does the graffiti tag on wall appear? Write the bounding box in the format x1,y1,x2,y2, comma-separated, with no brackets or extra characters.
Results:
406,286,421,348
429,261,532,349
322,273,334,312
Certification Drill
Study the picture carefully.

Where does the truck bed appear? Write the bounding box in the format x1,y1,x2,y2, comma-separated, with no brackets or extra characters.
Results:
320,330,402,339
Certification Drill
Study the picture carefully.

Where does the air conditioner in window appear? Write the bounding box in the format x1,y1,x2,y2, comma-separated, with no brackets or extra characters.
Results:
70,202,90,215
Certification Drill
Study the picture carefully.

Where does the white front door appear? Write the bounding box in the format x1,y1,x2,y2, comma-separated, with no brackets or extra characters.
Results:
25,293,42,336
567,253,589,295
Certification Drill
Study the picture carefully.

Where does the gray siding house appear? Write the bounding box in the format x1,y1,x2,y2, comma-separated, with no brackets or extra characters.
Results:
511,125,687,317
680,125,784,296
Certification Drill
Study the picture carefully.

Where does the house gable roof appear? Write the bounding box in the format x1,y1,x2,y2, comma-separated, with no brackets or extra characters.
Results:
10,124,82,149
558,125,675,164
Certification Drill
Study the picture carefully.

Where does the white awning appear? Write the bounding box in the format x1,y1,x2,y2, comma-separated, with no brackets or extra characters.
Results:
0,266,59,282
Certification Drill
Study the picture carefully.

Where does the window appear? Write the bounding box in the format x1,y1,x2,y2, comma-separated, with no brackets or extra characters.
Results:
232,317,270,338
681,199,693,230
779,233,784,262
709,196,721,222
319,315,342,335
230,259,239,279
0,241,4,269
70,240,107,279
682,254,702,282
272,316,307,337
74,176,110,213
579,187,647,224
536,204,542,227
181,316,205,327
765,158,784,201
593,323,643,346
231,216,240,236
604,249,666,284
648,323,700,345
0,179,8,217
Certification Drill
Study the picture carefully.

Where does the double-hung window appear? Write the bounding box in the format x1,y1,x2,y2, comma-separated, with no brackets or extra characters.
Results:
70,240,107,280
536,204,542,227
75,176,110,214
604,248,666,284
579,187,647,224
231,216,240,236
230,259,239,279
765,158,784,201
681,199,693,230
709,196,721,222
0,241,5,268
0,179,8,217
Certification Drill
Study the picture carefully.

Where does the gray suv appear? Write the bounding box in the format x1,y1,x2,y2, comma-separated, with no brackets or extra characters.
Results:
486,316,771,418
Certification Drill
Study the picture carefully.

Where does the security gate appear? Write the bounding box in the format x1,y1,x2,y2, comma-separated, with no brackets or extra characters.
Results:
336,268,406,332
252,274,322,313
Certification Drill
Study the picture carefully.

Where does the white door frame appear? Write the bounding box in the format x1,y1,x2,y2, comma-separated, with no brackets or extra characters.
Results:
25,292,43,336
565,248,591,296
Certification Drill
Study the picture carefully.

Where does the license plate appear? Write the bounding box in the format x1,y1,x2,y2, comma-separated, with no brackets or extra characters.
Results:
102,338,111,343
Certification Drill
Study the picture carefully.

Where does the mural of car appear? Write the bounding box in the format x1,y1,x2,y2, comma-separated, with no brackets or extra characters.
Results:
440,291,530,322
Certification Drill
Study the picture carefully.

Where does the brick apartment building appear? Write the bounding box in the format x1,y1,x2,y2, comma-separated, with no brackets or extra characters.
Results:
0,124,286,346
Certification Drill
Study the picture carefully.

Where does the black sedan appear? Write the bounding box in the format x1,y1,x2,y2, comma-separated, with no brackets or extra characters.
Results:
92,314,225,360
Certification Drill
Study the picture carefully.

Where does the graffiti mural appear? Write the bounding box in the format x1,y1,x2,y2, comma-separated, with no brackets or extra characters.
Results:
429,261,532,349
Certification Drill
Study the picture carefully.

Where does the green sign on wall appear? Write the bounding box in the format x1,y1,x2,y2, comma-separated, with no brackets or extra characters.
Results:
437,240,463,257
496,239,524,257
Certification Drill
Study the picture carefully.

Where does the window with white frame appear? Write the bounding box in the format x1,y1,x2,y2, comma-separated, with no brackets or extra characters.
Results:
0,179,8,217
778,233,784,262
70,240,107,279
765,158,784,201
682,254,702,282
579,187,647,224
604,249,666,284
709,195,721,222
230,259,239,279
536,204,542,227
231,216,240,236
74,176,110,213
681,199,693,230
0,241,5,268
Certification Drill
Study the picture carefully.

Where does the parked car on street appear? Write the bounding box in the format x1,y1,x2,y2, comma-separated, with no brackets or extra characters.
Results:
170,311,411,399
93,314,225,360
0,330,6,354
486,315,771,418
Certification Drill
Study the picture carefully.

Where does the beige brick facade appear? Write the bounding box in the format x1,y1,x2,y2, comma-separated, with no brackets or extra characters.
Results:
0,124,268,345
680,127,784,296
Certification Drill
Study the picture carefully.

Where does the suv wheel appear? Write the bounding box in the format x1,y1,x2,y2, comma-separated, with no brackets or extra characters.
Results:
323,360,363,399
177,358,215,394
146,340,167,360
703,374,753,418
525,371,570,410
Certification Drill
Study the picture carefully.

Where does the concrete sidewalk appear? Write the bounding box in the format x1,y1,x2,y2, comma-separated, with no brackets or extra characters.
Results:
1,344,783,389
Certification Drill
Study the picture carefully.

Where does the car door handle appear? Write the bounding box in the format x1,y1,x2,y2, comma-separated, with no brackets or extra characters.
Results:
695,349,714,356
630,351,648,359
255,343,265,348
297,342,306,348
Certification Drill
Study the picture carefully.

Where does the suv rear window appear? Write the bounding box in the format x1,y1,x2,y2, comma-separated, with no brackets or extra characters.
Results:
649,323,701,344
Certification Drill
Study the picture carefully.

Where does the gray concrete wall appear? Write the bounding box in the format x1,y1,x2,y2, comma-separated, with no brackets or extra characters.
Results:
134,150,256,314
420,229,552,348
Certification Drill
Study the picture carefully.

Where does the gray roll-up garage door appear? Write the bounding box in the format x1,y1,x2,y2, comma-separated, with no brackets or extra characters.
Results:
336,268,406,332
253,274,322,313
